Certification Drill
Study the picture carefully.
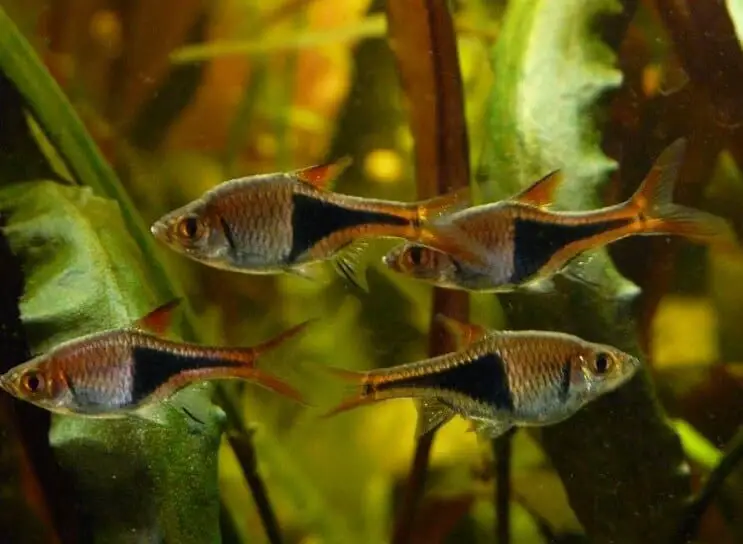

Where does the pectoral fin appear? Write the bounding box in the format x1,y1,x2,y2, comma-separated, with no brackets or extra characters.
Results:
466,418,512,439
415,399,454,437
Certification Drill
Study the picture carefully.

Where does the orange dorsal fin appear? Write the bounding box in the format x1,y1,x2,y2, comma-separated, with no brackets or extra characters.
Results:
510,170,563,207
135,299,182,335
294,156,353,191
416,187,472,220
433,314,488,349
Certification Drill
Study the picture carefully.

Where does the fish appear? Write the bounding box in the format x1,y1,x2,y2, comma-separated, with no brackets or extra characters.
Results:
382,139,738,292
150,158,474,290
0,300,311,422
323,315,641,438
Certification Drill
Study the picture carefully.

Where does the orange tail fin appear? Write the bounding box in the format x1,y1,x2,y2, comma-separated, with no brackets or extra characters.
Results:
629,138,738,250
204,366,308,405
214,319,315,404
243,368,309,406
246,319,316,365
322,366,385,418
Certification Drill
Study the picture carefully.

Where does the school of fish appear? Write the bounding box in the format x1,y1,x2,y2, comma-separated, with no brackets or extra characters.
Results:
1,138,737,440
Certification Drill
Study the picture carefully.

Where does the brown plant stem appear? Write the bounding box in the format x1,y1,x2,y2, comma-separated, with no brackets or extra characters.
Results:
493,429,515,544
385,0,471,542
228,429,284,544
674,427,743,544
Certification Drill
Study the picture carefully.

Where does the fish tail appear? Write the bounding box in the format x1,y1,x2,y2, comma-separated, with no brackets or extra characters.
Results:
242,319,317,366
205,366,309,405
244,369,309,406
405,187,492,266
628,138,738,250
322,366,406,418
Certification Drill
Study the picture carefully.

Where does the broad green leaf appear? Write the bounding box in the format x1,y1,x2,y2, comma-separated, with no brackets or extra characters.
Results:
479,0,691,542
0,6,175,307
0,9,226,542
0,181,224,544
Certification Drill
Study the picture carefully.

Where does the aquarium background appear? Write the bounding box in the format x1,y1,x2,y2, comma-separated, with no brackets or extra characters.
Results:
1,0,743,543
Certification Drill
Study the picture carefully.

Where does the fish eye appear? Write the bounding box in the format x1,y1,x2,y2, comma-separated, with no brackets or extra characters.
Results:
593,353,613,375
407,246,423,266
20,371,44,394
177,215,206,241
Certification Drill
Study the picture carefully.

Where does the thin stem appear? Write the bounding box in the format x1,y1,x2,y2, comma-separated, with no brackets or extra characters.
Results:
386,0,470,538
391,430,437,544
493,429,514,544
228,429,284,544
674,427,743,544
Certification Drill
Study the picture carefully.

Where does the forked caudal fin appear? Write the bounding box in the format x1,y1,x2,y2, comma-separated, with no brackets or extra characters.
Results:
248,319,317,363
211,319,316,405
628,138,738,250
321,365,414,418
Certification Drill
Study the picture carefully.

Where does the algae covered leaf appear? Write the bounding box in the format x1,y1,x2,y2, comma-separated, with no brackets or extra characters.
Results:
479,0,691,542
0,5,224,542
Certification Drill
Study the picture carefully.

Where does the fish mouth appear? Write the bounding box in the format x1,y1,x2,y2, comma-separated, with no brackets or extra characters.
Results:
150,220,168,242
381,251,400,269
0,373,14,395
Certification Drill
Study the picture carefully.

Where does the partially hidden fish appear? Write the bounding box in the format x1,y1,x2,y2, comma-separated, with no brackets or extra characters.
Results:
324,315,641,438
0,300,311,422
382,139,738,292
150,158,473,290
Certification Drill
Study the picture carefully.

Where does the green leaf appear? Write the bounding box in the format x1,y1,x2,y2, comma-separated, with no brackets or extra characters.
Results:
0,6,175,307
0,181,224,544
479,0,691,542
0,8,224,542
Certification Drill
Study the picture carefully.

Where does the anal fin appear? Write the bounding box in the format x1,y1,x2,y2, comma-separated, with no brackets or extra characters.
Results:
415,399,454,437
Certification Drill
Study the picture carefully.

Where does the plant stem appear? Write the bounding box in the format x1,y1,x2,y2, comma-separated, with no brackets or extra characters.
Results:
392,431,436,543
228,429,284,544
493,429,514,544
386,0,471,540
674,427,743,544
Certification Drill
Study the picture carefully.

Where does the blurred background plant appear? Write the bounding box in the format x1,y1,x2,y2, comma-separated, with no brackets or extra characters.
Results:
1,0,743,543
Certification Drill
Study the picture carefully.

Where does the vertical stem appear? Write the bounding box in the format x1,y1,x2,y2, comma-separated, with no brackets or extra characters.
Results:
228,430,284,544
391,431,437,544
674,427,743,544
386,0,471,537
493,430,514,544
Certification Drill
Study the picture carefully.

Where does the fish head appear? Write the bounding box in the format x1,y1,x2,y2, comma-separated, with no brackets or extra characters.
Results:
383,243,461,285
572,343,641,400
0,358,68,411
150,200,232,266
